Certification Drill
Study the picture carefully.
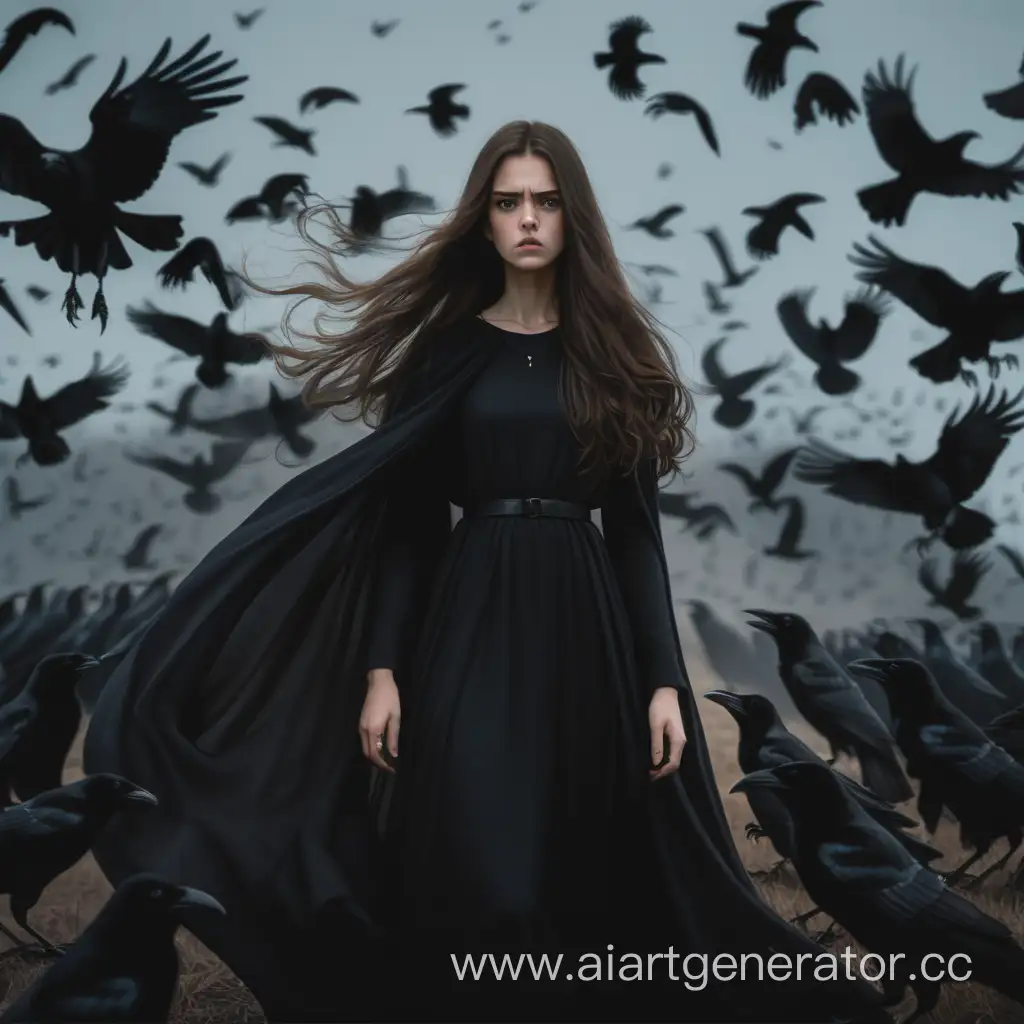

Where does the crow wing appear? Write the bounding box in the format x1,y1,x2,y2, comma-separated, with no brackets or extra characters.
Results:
861,56,935,174
777,289,823,363
44,354,129,430
793,439,921,514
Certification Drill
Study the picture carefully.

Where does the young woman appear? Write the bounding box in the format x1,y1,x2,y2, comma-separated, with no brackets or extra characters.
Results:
84,121,888,1023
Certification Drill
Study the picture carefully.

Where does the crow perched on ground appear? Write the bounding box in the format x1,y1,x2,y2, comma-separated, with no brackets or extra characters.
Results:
0,35,247,332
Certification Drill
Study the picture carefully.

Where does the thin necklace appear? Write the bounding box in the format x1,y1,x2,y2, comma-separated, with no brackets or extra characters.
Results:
480,314,557,368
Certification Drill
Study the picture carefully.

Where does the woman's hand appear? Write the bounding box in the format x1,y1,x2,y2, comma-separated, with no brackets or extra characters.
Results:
649,686,685,781
360,670,400,774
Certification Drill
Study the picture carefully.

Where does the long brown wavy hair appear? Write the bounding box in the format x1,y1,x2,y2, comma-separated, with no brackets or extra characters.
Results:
239,119,697,484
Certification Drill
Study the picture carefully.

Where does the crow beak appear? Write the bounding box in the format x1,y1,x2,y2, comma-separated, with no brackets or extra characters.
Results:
174,887,226,915
744,609,781,634
730,768,783,795
703,690,747,717
846,659,890,685
124,786,158,806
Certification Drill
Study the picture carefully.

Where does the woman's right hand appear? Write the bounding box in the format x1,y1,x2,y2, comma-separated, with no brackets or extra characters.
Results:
360,670,400,774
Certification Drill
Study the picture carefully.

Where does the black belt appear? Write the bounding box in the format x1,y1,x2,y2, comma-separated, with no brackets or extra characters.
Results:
463,497,591,520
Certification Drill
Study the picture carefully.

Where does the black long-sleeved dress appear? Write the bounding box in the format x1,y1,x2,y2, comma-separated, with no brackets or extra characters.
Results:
362,317,692,1013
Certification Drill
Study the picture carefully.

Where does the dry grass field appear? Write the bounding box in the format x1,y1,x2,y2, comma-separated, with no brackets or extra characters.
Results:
2,647,1023,1023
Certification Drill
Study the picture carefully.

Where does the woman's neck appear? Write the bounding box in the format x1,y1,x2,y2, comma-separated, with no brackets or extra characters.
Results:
483,274,559,330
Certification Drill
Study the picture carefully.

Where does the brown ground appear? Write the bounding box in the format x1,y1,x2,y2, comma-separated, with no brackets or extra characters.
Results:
2,657,1023,1022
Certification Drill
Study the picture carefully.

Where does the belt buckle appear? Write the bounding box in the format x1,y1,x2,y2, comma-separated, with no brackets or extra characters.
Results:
524,497,542,518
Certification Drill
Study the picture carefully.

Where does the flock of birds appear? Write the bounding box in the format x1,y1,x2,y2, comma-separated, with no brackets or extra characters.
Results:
0,1,1023,1021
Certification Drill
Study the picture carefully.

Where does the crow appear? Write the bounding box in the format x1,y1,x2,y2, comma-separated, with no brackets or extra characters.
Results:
656,491,736,540
2,477,51,520
1,874,225,1022
0,353,129,468
699,226,757,288
702,337,787,428
972,623,1024,705
0,653,98,807
298,85,359,114
857,55,1024,227
849,235,1024,385
742,193,825,260
124,441,255,514
848,658,1024,891
731,759,1024,1022
125,303,266,389
371,19,400,38
156,237,243,311
44,53,96,95
718,448,798,511
0,7,73,76
794,386,1024,553
121,525,163,572
982,51,1024,120
347,167,436,246
763,497,816,560
735,1,820,99
792,71,859,131
0,35,247,332
708,690,940,878
224,172,308,223
234,8,265,29
0,774,157,957
405,84,470,136
253,115,315,154
643,92,719,154
177,151,231,187
745,610,912,804
917,550,990,621
593,16,665,100
625,204,685,238
776,286,889,395
703,280,730,314
145,382,200,434
185,382,320,459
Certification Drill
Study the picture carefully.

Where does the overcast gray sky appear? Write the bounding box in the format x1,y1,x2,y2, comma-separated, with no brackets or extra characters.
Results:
1,0,1022,637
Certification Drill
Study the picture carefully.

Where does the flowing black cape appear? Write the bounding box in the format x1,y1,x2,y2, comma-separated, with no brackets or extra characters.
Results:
84,319,886,1021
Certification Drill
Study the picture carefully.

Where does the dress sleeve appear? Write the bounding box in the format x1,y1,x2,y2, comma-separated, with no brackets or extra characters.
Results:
362,384,452,688
601,455,691,699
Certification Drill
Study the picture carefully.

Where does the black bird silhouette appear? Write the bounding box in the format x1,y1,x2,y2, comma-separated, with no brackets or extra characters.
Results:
0,35,247,332
0,652,98,807
702,337,787,429
224,172,308,223
44,53,95,95
776,286,889,395
793,71,859,131
593,16,665,100
918,550,990,621
699,227,758,288
764,497,816,560
126,303,266,389
146,381,200,434
124,441,255,514
178,151,231,187
156,237,243,311
185,382,320,459
1,873,225,1022
625,204,685,238
371,19,400,37
3,476,51,519
234,8,265,29
708,691,939,878
0,7,73,76
656,491,736,540
735,1,820,99
983,51,1024,120
849,235,1024,385
253,115,315,154
731,759,1024,1021
848,658,1024,891
0,278,30,334
857,55,1024,227
0,353,129,467
25,285,49,302
643,92,719,154
702,280,730,315
347,167,435,246
998,543,1024,583
794,386,1024,553
404,84,470,136
299,85,359,114
742,192,824,260
745,611,912,804
121,525,163,571
0,774,157,958
718,448,798,512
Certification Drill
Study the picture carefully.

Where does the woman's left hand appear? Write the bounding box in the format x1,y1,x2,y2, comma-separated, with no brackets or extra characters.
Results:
649,686,686,780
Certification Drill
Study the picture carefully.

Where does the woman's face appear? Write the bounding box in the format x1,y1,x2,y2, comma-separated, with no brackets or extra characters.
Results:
484,153,565,270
